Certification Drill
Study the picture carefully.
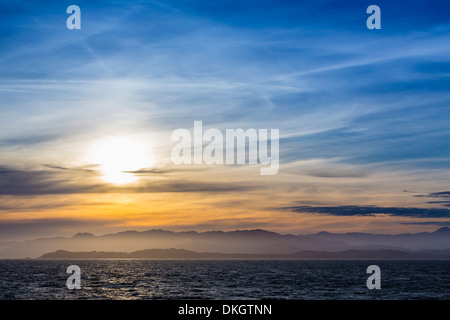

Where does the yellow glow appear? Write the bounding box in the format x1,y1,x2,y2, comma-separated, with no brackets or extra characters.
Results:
89,137,154,184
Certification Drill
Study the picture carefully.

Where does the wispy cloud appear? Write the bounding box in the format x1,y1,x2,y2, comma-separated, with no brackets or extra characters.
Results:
0,218,123,241
400,221,450,227
0,165,261,195
414,191,450,207
284,205,450,218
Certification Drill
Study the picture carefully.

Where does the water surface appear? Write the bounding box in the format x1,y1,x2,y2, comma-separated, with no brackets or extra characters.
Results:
0,260,448,300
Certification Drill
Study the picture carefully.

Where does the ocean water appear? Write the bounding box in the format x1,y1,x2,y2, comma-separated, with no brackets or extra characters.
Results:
0,260,448,300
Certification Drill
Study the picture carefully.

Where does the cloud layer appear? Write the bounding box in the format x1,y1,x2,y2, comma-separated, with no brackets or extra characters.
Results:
285,205,450,218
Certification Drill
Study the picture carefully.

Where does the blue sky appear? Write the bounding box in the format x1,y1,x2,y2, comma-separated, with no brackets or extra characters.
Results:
0,0,450,239
1,0,449,166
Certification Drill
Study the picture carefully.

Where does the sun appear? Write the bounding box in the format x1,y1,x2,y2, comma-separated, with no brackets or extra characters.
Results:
89,137,154,184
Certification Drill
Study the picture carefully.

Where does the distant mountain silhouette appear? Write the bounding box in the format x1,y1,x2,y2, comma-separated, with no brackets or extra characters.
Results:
307,227,450,250
73,233,96,238
39,248,450,259
1,227,449,259
434,227,450,234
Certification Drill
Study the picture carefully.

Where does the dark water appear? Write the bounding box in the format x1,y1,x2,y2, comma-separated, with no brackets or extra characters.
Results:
0,260,448,300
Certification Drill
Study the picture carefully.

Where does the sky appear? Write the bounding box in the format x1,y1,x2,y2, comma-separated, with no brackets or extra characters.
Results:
0,0,450,240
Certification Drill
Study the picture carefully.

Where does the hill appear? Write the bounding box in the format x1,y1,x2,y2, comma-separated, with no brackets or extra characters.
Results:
39,248,450,259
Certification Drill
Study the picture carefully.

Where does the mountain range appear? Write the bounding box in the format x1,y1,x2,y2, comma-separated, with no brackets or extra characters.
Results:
40,248,450,259
0,227,449,259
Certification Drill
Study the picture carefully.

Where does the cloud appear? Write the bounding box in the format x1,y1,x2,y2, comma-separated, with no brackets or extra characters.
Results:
283,159,370,178
0,165,259,195
123,167,202,175
284,205,450,218
304,170,368,178
0,201,74,212
414,191,450,207
0,218,120,241
0,134,60,147
400,221,450,226
0,197,116,213
426,201,450,207
417,191,450,199
43,164,100,172
0,165,104,195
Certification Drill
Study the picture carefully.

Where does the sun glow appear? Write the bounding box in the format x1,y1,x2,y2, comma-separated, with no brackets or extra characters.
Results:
89,137,154,184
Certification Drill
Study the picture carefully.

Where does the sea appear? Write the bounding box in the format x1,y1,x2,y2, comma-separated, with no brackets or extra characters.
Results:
0,260,448,300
